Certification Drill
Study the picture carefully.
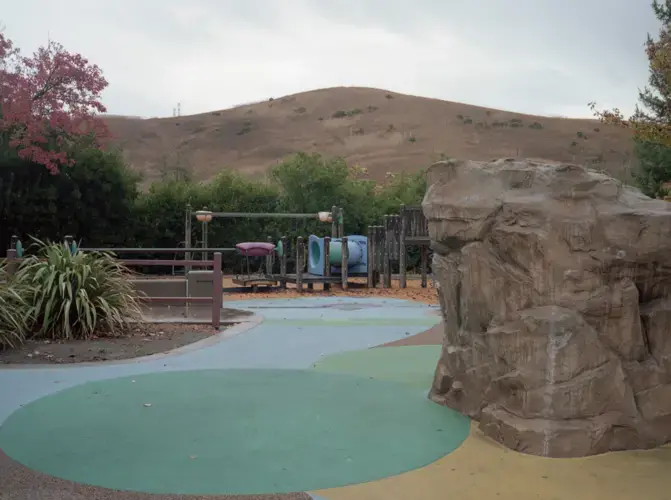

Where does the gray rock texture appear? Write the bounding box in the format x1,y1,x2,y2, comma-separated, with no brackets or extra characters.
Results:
424,158,671,457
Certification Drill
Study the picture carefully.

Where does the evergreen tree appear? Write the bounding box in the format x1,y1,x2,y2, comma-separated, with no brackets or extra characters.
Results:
591,1,671,146
635,1,671,133
633,139,671,197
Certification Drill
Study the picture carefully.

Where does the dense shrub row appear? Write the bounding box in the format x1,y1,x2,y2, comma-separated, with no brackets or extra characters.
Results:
0,150,427,271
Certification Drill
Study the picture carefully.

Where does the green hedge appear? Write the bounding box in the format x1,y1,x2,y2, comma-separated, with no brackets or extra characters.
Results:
1,151,428,272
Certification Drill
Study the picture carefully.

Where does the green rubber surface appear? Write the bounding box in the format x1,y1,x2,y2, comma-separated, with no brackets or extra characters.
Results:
0,369,469,495
313,345,443,389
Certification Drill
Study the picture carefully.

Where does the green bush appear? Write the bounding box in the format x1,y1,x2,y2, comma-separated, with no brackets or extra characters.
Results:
0,262,30,349
0,145,139,252
14,240,142,340
5,149,431,273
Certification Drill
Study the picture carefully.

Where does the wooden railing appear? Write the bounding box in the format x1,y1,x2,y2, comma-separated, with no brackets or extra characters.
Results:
4,249,224,329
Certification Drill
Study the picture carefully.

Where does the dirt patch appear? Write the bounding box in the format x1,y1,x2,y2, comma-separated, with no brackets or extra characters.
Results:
0,323,227,365
376,323,444,347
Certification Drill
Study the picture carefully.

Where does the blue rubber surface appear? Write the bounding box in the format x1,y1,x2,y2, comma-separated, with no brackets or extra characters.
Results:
0,297,440,425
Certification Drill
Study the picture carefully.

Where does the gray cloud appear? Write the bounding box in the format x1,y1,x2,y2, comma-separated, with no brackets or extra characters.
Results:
1,0,661,118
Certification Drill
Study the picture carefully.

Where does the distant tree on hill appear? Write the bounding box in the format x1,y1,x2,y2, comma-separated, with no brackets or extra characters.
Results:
0,30,109,174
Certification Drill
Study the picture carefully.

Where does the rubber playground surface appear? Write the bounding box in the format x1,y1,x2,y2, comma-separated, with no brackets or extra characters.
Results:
0,296,670,500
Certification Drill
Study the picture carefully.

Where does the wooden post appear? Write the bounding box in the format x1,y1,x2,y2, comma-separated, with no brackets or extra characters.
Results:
296,237,304,292
367,226,375,288
382,216,391,288
185,203,192,273
265,235,274,275
420,245,429,288
331,205,338,238
6,249,17,276
378,226,385,287
280,236,288,289
341,236,349,290
399,208,408,289
323,236,331,292
338,207,345,238
211,252,223,329
64,235,74,254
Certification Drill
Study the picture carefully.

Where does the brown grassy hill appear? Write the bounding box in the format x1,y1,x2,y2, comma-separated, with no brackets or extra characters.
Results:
103,87,636,185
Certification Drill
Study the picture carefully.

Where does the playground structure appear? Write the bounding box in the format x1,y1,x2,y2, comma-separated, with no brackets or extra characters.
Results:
307,234,368,276
187,204,353,291
232,241,277,291
366,205,431,289
188,203,431,290
5,203,432,296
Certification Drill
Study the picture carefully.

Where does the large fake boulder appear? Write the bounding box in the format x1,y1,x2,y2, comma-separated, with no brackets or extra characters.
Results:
423,158,671,457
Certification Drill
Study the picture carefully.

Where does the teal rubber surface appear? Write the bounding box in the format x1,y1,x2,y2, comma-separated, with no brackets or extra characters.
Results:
0,368,469,495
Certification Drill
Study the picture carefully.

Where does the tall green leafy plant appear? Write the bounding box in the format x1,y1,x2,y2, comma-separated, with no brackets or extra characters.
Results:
14,240,142,340
0,262,30,348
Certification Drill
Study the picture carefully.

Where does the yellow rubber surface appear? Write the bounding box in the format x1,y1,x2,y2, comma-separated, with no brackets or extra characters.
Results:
313,422,671,500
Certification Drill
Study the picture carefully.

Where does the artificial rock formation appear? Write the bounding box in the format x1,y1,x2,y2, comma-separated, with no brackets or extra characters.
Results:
424,158,671,457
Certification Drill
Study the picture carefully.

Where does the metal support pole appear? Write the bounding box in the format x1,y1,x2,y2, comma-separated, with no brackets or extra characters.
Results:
338,207,345,238
399,206,408,289
367,226,375,288
331,205,338,238
211,252,223,329
280,236,288,289
202,221,209,260
382,217,391,288
323,236,331,292
185,203,192,273
341,236,349,290
296,237,304,292
266,235,274,275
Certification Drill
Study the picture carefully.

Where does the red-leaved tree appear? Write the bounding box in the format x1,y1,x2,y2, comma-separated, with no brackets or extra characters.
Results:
0,31,109,174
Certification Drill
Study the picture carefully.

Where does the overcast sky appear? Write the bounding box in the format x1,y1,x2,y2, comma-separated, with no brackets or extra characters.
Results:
2,0,661,118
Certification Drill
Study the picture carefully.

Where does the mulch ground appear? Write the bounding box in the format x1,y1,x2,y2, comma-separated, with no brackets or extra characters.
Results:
0,323,224,365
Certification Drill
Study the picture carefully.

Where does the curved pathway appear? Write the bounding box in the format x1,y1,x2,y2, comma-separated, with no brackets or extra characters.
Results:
0,297,454,499
0,297,439,424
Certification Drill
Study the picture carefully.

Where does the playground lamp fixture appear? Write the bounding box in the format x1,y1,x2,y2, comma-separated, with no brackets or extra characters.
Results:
318,211,332,223
195,209,213,223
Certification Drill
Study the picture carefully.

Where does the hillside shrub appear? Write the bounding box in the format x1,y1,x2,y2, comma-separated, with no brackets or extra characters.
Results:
14,240,142,340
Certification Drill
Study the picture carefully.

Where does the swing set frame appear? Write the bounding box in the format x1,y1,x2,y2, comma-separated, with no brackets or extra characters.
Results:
184,204,345,291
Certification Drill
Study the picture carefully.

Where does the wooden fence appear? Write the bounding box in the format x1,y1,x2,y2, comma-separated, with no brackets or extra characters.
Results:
5,248,224,329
